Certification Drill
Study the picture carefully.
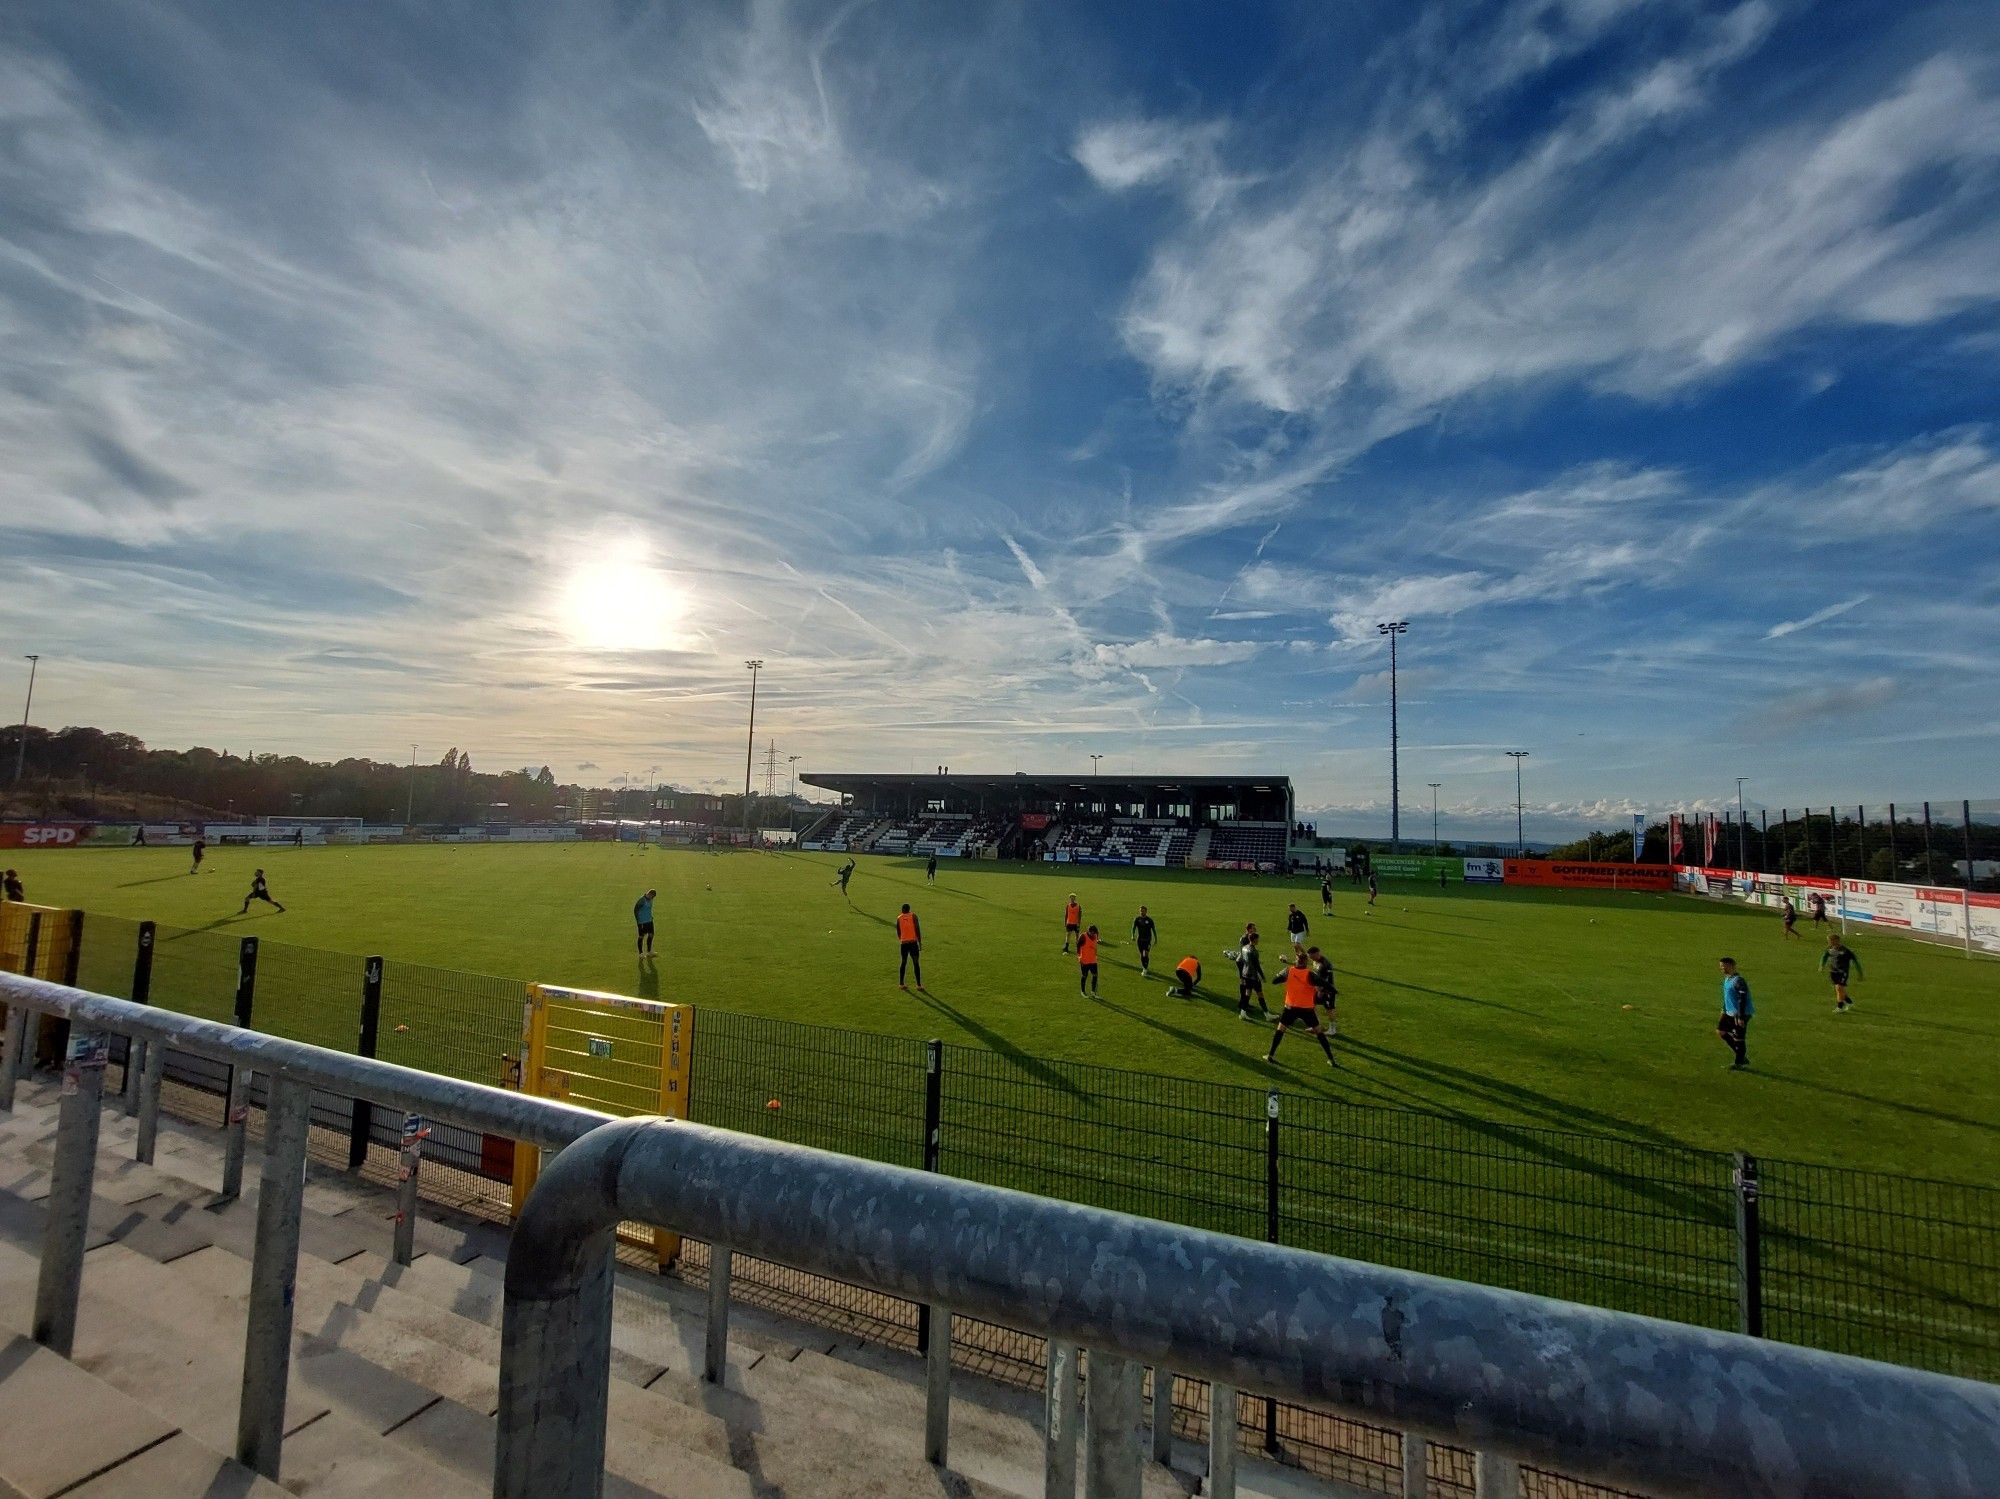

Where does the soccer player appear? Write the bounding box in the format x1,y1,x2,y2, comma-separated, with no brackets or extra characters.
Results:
896,904,923,989
1234,932,1269,1021
239,869,286,915
131,826,147,847
1319,874,1333,916
1284,903,1309,956
1366,871,1380,909
1062,894,1082,953
293,826,305,848
1,870,22,903
190,836,207,875
1821,934,1864,1011
833,859,856,899
1130,906,1157,975
1078,925,1100,996
633,889,657,954
925,853,938,884
1808,890,1828,925
1266,948,1336,1067
1168,955,1201,999
1717,957,1752,1069
1781,895,1799,940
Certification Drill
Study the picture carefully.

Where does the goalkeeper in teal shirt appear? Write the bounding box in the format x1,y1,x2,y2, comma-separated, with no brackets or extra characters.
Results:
1717,957,1752,1070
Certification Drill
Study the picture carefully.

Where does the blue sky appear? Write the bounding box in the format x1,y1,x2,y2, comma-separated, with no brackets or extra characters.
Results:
2,0,1997,836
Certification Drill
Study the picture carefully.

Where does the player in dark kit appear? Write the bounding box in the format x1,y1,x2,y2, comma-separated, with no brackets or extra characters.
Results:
239,869,285,914
132,826,147,847
633,889,657,954
1366,871,1380,909
1266,948,1336,1067
190,837,207,874
1781,895,1799,939
1285,903,1309,956
1234,933,1269,1021
833,859,856,899
1808,891,1828,924
895,904,923,989
1077,926,1100,996
1821,935,1864,1011
925,853,938,884
1130,906,1157,975
1,870,23,903
1717,957,1752,1069
1320,875,1333,916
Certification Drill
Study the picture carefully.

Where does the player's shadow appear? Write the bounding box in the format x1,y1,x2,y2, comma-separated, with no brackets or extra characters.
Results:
1751,1068,2000,1136
1340,968,1536,1017
159,915,244,938
636,958,660,1001
1090,994,1308,1090
116,873,194,888
907,989,1083,1098
1339,1037,1691,1151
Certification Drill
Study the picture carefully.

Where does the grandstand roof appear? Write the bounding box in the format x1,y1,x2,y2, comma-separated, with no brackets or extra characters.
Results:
802,771,1292,795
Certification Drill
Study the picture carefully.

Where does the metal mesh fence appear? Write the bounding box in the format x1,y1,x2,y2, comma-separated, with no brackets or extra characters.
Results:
42,909,2000,1495
1281,1098,1738,1331
1758,1158,2000,1383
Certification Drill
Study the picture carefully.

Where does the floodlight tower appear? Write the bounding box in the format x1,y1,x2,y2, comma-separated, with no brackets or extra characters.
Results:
1377,622,1408,848
1428,782,1442,854
13,655,38,783
1506,751,1530,855
742,660,764,828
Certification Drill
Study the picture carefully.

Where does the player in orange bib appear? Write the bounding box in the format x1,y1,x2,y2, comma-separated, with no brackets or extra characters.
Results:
1169,954,1202,998
895,903,924,989
1077,925,1100,996
1265,947,1336,1067
1062,895,1082,952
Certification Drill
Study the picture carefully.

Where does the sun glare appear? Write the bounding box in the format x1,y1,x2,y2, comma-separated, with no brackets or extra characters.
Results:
558,559,689,651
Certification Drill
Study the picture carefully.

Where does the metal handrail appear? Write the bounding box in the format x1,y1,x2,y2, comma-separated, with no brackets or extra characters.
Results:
3,973,1999,1499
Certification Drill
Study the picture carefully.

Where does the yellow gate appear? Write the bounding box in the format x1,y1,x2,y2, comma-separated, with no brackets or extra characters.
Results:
0,902,78,980
509,984,695,1266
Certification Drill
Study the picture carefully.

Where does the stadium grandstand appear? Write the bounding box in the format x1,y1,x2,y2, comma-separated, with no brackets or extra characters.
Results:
798,771,1296,870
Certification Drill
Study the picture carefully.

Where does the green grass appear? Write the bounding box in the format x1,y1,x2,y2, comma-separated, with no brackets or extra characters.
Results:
16,839,1998,1182
11,840,2000,1380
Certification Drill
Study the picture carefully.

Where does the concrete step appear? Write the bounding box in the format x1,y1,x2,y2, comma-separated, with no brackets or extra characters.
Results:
0,1238,485,1499
0,1331,282,1499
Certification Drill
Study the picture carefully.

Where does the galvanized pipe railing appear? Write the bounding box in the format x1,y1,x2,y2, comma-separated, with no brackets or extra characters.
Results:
4,973,2000,1499
0,972,606,1483
500,1112,2000,1499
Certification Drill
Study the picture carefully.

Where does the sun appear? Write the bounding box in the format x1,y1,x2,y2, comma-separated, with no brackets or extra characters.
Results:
558,559,690,651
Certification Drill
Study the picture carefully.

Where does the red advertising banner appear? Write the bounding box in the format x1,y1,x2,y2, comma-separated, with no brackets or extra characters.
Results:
1505,859,1677,892
1703,813,1718,866
1018,813,1051,831
0,824,88,849
1668,813,1683,863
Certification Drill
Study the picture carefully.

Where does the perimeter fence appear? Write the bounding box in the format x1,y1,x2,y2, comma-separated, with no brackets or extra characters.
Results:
11,904,1999,1497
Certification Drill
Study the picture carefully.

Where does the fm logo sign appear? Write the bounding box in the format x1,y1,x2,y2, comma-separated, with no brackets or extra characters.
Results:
23,826,79,845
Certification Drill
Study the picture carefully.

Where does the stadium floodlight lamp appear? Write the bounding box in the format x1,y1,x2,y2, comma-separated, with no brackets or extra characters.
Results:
742,661,765,828
1428,782,1442,854
13,655,38,784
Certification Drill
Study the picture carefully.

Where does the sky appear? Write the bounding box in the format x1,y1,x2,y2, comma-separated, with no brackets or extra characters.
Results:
2,0,1997,838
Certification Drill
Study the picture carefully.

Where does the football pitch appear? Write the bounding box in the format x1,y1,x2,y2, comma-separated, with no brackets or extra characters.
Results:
11,839,1999,1185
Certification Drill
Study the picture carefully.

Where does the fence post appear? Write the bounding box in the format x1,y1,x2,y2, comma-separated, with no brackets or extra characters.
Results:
704,1244,732,1384
1475,1452,1521,1499
925,1305,952,1466
237,1076,311,1479
1923,801,1936,884
0,1003,24,1112
123,921,155,1116
1734,1152,1763,1338
350,956,383,1169
917,1038,943,1354
13,913,41,1081
393,1112,426,1265
1262,1088,1280,1455
220,937,258,1200
1402,1433,1428,1497
1083,1350,1142,1499
136,1040,165,1164
1207,1384,1237,1499
33,1027,109,1356
1045,1342,1078,1499
1150,1366,1173,1465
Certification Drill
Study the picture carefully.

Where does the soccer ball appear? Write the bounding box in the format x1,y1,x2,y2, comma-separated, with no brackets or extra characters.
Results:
1222,947,1239,963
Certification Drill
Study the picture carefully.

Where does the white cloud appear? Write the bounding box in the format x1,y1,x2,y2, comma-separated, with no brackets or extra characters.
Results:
1764,595,1870,640
1092,634,1263,669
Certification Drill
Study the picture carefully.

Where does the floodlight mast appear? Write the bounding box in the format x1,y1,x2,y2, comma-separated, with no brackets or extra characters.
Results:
1377,623,1408,848
742,661,764,829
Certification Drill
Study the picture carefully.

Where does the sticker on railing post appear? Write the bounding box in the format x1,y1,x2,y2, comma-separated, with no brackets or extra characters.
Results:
401,1112,430,1163
62,1030,109,1096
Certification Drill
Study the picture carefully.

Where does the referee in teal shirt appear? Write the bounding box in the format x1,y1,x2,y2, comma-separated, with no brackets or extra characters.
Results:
1717,957,1752,1070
